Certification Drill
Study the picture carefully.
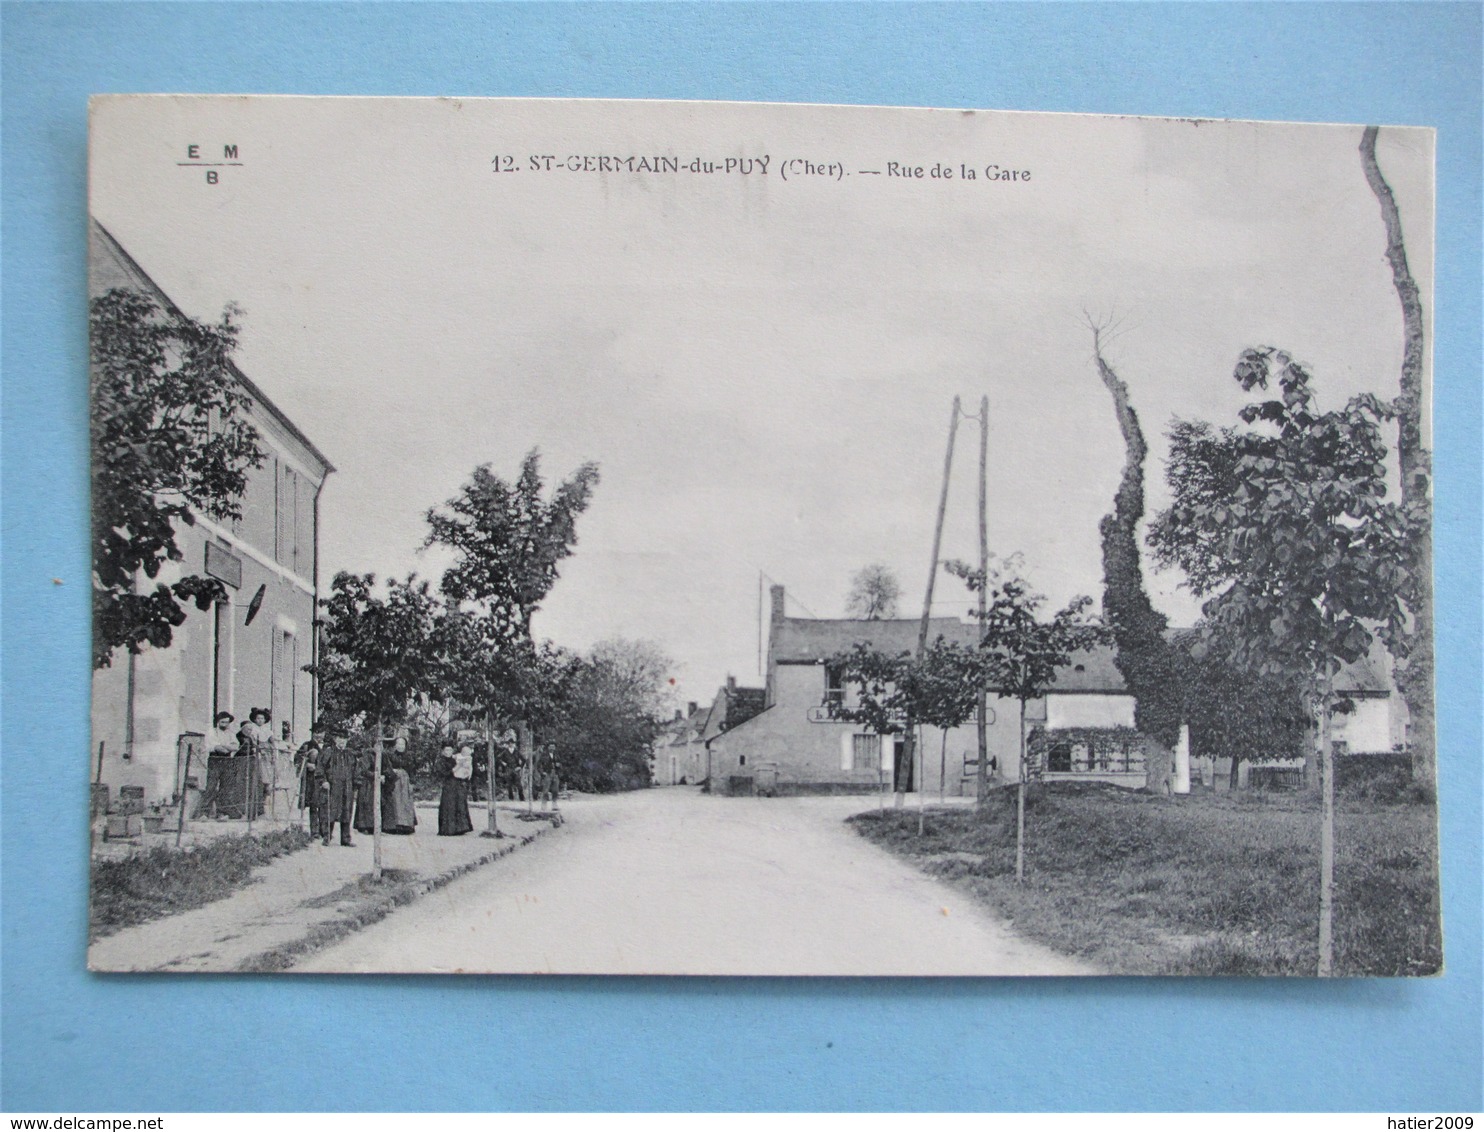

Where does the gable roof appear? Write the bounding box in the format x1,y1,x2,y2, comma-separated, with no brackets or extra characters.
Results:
695,681,767,744
771,616,977,663
90,219,335,477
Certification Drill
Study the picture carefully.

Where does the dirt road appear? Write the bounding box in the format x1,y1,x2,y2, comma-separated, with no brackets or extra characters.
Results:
294,788,1093,975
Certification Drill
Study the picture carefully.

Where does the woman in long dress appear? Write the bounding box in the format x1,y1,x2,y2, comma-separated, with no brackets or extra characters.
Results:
437,743,474,836
381,737,418,835
352,745,378,835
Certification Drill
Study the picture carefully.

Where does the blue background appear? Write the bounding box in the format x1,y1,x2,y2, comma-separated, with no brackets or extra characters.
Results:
3,1,1480,1113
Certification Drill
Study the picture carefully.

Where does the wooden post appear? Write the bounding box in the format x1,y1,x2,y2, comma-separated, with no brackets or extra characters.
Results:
906,396,960,808
175,745,191,849
976,395,990,807
372,717,384,882
96,741,106,784
245,741,255,836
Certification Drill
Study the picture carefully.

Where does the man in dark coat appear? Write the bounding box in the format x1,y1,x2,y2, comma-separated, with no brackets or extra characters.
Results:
294,729,329,840
320,733,358,847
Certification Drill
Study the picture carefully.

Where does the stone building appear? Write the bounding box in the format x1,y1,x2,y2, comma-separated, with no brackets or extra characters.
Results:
89,220,334,808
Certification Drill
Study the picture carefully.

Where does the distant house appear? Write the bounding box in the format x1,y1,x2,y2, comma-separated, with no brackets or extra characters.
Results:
653,701,705,786
652,678,767,787
706,585,1402,797
89,220,334,807
706,586,1144,796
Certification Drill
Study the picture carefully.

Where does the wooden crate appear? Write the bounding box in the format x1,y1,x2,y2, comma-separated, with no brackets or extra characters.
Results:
105,813,143,840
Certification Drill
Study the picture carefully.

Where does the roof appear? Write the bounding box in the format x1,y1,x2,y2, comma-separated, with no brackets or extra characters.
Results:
696,681,767,744
771,616,977,663
771,616,1391,696
90,219,335,476
658,702,709,747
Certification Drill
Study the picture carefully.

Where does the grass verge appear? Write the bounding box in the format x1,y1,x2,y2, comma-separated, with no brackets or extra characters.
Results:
90,827,314,941
849,782,1441,976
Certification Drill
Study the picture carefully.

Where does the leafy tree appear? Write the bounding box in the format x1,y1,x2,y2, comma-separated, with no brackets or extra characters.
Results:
1088,327,1184,792
845,563,903,620
90,288,264,668
828,636,983,829
1147,349,1415,974
1361,125,1434,790
425,451,600,639
425,452,599,825
547,639,675,793
953,556,1104,880
1181,628,1308,787
311,571,446,878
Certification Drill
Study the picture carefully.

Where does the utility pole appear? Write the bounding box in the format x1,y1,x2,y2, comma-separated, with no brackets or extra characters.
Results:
976,394,990,807
906,396,960,808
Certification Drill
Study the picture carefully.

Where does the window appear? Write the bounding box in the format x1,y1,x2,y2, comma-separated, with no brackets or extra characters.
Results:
851,733,882,771
1048,742,1072,773
271,627,297,739
823,664,844,708
275,462,299,570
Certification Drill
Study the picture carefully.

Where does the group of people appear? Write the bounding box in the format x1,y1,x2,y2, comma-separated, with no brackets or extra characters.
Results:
194,711,561,843
290,730,482,845
195,707,284,820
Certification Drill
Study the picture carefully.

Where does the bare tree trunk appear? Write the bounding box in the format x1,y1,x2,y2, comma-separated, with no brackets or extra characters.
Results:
918,727,928,837
1015,699,1027,883
484,713,501,837
1360,125,1435,792
976,395,991,808
372,717,384,882
938,727,947,806
1318,668,1336,976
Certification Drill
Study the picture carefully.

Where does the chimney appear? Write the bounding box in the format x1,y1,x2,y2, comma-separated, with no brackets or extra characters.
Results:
726,675,737,693
687,701,698,716
674,709,683,721
770,584,786,626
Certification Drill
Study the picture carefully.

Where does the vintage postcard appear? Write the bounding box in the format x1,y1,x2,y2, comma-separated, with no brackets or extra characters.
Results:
87,97,1438,976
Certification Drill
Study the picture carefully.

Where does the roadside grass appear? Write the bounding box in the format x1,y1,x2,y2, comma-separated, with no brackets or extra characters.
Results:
90,828,314,941
849,782,1441,976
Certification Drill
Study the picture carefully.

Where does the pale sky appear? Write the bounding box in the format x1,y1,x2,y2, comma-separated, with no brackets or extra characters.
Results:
89,97,1434,705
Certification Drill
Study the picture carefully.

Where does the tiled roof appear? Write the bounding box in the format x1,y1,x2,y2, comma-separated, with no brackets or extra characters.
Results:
771,617,1391,695
696,682,766,743
771,617,977,663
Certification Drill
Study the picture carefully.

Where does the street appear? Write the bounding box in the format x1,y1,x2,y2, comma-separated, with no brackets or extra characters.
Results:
294,788,1094,975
